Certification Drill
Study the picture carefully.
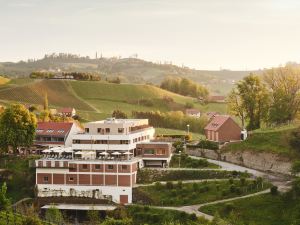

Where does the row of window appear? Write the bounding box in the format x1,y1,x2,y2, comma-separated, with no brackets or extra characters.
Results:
35,137,64,142
71,164,128,170
72,140,131,144
143,149,166,155
84,128,125,134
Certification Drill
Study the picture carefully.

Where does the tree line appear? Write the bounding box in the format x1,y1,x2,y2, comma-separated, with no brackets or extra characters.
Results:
160,76,209,99
132,110,208,133
30,71,101,81
228,65,300,130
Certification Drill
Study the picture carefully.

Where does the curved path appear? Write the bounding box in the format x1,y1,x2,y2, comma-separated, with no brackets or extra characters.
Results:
135,156,292,221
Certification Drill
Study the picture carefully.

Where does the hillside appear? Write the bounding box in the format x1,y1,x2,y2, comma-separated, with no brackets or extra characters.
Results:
0,78,227,121
223,124,300,158
0,54,254,94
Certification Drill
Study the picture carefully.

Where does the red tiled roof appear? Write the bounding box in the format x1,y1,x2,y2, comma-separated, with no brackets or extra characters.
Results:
36,122,73,137
185,109,200,114
58,107,74,113
204,115,231,131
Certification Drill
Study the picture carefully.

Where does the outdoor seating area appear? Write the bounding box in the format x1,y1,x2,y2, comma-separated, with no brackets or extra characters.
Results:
41,147,134,161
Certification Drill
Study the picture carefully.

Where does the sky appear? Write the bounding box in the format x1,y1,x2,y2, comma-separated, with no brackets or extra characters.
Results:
1,0,300,70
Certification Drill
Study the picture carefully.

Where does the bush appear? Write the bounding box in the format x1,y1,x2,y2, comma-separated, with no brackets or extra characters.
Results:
154,182,162,190
197,139,219,150
177,181,183,189
223,203,236,214
166,181,174,189
270,186,278,195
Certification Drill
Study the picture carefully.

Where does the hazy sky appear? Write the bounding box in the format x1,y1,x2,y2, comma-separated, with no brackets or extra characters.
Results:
1,0,300,70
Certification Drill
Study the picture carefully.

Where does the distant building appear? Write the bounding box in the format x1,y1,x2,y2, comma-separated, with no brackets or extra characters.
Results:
34,122,82,148
204,115,242,143
185,109,201,118
206,112,220,120
57,107,76,117
209,95,226,103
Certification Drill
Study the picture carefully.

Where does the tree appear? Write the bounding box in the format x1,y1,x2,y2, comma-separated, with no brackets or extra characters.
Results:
235,74,269,130
227,88,246,129
264,65,300,124
45,205,64,224
112,110,128,119
0,182,11,210
43,92,48,111
87,209,101,225
290,128,300,152
291,160,300,175
0,104,37,152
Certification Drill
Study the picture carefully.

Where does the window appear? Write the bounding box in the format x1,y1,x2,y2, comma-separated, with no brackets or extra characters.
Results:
58,129,64,133
73,140,80,144
105,128,110,133
97,128,102,133
82,164,88,170
46,129,54,133
144,149,155,155
157,149,166,155
95,164,101,170
121,165,128,170
108,165,114,170
43,176,49,182
69,177,74,181
118,128,124,133
85,128,89,133
36,129,43,133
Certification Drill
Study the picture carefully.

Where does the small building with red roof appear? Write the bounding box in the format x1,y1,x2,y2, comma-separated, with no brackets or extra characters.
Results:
34,122,82,148
185,108,201,118
57,107,76,117
204,115,242,143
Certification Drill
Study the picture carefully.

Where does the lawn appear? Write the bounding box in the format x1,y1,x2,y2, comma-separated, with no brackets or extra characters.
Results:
223,124,300,158
0,155,38,202
169,154,219,169
133,179,269,206
155,127,204,140
200,193,300,225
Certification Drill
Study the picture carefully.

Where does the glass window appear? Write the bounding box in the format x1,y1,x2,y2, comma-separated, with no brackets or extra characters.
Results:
69,177,74,181
118,128,124,133
82,164,88,170
108,165,114,170
85,128,89,133
144,149,155,155
43,176,49,182
121,165,128,170
97,128,101,133
95,164,101,170
105,128,110,133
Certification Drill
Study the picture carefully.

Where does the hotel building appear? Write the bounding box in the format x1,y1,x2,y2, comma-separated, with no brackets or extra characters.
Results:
35,118,170,205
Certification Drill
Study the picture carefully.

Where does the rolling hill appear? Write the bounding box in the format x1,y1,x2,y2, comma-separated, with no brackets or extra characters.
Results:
0,78,227,121
0,54,255,94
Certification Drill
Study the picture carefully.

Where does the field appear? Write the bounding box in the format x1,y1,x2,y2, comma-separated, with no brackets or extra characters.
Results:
200,193,300,225
134,179,269,206
155,127,205,140
0,78,227,125
223,124,300,158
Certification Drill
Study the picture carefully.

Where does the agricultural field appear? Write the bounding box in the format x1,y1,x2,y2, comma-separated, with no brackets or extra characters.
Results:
200,193,300,225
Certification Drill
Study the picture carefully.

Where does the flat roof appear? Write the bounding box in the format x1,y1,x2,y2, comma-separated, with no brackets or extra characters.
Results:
41,204,117,211
87,118,147,124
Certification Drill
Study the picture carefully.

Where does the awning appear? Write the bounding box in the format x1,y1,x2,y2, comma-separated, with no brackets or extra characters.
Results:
41,204,117,211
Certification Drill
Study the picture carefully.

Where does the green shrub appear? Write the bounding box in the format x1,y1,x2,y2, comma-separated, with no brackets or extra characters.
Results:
166,181,174,189
196,139,219,150
270,186,278,195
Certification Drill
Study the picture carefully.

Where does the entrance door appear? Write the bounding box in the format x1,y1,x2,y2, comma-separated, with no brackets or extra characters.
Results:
120,195,128,204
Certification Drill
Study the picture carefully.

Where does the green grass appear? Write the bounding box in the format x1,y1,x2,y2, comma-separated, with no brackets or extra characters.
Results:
0,156,38,202
200,193,300,225
169,154,219,169
134,180,269,206
223,124,300,158
155,127,204,140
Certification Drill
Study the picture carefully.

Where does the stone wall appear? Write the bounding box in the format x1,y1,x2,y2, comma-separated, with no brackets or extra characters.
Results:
187,148,292,175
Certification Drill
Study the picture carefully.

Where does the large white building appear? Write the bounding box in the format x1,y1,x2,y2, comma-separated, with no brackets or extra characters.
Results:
35,118,171,205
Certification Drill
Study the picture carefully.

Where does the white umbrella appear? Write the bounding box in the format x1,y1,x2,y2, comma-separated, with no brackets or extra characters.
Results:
85,151,96,155
42,149,52,153
122,152,133,155
53,149,63,153
111,152,121,155
63,147,73,153
75,151,83,155
99,152,109,155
